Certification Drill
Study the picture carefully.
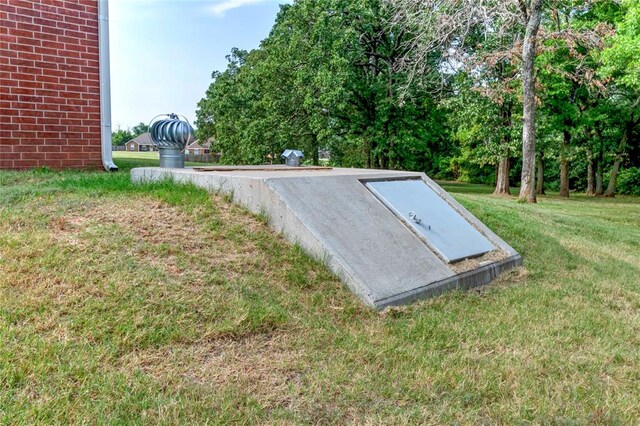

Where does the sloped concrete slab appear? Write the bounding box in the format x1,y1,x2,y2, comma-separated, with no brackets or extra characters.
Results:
131,166,521,309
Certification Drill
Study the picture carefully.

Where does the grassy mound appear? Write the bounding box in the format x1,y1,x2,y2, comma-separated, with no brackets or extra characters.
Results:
1,162,639,424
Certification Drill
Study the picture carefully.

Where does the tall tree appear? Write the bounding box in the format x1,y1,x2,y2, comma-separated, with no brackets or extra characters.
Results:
446,76,521,195
131,122,149,137
389,0,545,202
197,0,448,172
519,0,544,202
536,1,617,198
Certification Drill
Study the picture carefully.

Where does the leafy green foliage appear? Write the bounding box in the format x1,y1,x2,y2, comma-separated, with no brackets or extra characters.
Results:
601,0,640,91
196,0,450,171
111,128,134,146
193,0,638,195
618,167,640,195
111,123,150,146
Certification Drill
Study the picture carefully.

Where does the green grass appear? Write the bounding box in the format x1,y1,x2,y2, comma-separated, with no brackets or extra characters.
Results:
112,151,217,169
113,150,160,168
1,160,640,424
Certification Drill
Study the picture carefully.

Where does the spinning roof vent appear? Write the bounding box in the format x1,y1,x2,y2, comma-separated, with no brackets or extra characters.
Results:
149,113,194,168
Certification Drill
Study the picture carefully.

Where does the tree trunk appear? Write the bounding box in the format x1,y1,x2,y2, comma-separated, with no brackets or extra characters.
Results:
605,159,622,197
493,158,511,196
596,157,604,195
536,151,545,195
311,134,319,166
560,129,571,198
379,149,388,169
605,123,631,197
518,0,544,203
586,148,595,196
595,131,604,195
494,104,513,196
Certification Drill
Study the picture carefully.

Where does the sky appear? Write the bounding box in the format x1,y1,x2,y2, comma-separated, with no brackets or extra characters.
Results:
109,0,290,130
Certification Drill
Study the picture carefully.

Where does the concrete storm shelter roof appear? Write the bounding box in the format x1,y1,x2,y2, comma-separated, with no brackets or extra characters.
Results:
132,166,521,309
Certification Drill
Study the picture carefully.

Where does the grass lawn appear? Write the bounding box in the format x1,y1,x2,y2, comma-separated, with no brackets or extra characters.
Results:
113,150,159,166
112,151,217,169
1,160,639,424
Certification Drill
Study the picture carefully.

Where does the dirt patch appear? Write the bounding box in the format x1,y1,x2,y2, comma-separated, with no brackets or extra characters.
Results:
49,197,312,407
52,198,198,247
49,195,267,282
449,249,512,274
120,331,305,408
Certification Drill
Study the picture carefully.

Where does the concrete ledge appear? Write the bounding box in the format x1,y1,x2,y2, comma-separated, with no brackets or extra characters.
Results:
374,254,522,308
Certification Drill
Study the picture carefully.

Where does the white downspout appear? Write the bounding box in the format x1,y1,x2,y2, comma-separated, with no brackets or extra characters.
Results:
98,0,118,171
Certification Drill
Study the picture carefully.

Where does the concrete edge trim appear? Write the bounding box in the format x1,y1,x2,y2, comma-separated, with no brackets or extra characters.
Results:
373,254,523,310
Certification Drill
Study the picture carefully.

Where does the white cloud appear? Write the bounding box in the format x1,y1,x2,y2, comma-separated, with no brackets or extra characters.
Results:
210,0,277,16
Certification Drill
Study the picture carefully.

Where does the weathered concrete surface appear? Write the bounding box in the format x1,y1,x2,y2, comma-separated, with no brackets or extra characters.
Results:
132,167,522,309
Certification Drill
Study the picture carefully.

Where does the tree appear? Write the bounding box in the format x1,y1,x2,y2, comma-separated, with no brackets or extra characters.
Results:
389,0,545,202
196,0,449,172
192,0,638,197
533,1,617,198
600,0,640,196
111,128,133,146
131,122,149,137
111,123,148,147
445,74,521,194
519,0,544,203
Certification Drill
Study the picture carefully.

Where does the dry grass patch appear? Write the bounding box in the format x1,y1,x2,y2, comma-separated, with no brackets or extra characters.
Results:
121,330,306,409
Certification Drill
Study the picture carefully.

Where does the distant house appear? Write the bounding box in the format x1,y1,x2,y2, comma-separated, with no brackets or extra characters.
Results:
185,141,211,156
125,133,156,152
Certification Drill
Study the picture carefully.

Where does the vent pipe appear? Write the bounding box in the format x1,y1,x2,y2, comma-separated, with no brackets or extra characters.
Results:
149,113,194,168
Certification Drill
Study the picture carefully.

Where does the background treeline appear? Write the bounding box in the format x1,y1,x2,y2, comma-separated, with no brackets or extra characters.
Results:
196,0,640,196
112,123,149,146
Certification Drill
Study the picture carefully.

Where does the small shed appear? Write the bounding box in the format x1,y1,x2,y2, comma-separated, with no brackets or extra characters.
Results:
281,149,304,166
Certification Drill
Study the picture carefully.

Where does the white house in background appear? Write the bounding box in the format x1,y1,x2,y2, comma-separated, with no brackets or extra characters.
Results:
125,133,156,152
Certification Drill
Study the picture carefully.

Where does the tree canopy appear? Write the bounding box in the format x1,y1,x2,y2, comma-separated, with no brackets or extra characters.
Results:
111,122,150,146
196,0,640,197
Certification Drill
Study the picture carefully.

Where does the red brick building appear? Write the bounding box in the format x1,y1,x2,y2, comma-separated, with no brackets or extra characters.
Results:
0,0,115,170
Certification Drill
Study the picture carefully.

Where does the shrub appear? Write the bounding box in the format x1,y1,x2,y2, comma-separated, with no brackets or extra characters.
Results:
618,167,640,196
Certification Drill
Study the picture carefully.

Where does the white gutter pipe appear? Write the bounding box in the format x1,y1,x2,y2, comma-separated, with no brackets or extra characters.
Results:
98,0,118,171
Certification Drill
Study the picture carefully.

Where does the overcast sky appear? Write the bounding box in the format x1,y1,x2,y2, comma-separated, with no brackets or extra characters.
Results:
109,0,290,129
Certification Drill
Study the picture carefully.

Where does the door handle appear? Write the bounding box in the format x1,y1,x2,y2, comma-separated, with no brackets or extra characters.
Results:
409,212,431,230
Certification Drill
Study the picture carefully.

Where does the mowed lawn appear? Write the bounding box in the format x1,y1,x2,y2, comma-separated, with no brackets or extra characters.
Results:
112,151,217,168
1,160,639,424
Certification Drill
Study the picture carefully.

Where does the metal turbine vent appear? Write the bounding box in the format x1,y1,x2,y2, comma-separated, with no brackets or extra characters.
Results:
149,113,194,168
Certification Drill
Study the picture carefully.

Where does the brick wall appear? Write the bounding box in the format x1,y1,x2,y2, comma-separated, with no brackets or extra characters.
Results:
0,0,102,169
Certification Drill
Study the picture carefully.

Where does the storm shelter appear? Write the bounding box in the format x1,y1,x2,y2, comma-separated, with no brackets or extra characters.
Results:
132,166,521,309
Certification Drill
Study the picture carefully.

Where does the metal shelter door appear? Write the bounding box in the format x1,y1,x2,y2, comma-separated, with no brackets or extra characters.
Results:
365,179,495,263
